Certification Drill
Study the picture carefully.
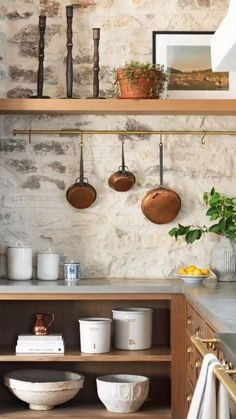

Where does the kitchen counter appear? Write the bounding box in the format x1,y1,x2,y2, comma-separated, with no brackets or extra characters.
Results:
0,276,235,334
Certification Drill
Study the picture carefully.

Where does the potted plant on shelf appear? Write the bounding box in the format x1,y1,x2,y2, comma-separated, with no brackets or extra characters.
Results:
168,188,236,282
114,60,168,99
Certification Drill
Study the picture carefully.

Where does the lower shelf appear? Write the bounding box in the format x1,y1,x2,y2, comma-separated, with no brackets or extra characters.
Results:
0,402,171,418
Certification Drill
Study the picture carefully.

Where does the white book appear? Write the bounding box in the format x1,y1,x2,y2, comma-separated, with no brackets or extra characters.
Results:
17,334,63,342
16,344,64,354
16,340,64,347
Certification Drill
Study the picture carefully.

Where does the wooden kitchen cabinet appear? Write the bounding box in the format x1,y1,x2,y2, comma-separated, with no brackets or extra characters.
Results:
0,292,185,419
185,300,218,417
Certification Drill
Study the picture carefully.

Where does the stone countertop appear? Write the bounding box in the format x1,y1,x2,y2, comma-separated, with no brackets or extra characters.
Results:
0,277,236,335
0,277,183,294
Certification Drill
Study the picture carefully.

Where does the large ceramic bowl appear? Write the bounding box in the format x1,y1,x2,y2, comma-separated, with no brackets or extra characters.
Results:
4,369,84,410
96,374,149,413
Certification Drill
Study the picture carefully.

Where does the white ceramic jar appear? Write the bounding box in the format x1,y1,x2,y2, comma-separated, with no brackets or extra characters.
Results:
7,242,32,281
37,251,60,281
112,308,153,350
78,318,112,354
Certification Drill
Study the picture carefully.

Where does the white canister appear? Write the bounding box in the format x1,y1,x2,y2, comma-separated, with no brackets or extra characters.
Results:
37,251,60,280
112,308,153,350
79,318,112,354
7,242,32,281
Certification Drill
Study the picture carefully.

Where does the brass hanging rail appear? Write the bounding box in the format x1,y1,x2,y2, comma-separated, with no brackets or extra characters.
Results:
191,335,236,404
12,129,236,136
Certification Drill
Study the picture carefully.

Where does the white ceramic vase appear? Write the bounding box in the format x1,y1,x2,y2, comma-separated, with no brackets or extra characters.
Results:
210,236,236,282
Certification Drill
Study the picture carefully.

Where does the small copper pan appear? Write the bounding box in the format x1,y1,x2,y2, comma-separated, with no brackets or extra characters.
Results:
108,138,136,192
66,133,97,209
141,136,181,224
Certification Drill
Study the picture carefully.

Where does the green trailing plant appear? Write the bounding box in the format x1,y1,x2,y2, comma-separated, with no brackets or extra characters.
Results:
114,60,168,97
169,188,236,244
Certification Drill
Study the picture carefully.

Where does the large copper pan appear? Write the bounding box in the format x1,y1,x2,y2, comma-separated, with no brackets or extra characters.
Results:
141,138,181,224
66,134,96,209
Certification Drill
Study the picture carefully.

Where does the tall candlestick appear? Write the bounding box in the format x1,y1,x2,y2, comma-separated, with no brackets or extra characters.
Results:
93,27,100,98
66,5,74,98
31,15,49,98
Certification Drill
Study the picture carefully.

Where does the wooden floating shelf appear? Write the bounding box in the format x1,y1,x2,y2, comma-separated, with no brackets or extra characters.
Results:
0,345,171,362
0,402,171,419
0,98,236,115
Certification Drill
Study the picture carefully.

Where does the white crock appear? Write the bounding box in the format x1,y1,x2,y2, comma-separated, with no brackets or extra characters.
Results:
7,242,32,281
37,251,60,281
78,318,112,354
112,308,153,350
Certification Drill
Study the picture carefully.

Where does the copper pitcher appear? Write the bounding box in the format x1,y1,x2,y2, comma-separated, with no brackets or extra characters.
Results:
32,311,55,335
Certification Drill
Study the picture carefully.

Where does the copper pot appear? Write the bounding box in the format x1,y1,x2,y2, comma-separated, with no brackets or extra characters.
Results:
66,136,97,209
108,139,136,192
141,139,181,224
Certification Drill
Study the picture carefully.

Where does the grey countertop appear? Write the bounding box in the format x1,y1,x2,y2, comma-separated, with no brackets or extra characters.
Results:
0,277,236,335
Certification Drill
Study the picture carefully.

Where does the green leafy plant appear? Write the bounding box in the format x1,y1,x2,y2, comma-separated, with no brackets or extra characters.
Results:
169,188,236,244
114,60,168,97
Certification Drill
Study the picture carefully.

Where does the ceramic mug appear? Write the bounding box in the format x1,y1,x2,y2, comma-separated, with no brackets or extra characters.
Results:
37,251,60,281
7,242,32,281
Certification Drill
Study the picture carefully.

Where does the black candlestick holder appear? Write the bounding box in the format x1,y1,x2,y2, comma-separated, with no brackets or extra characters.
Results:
30,15,50,98
66,5,73,98
87,28,105,99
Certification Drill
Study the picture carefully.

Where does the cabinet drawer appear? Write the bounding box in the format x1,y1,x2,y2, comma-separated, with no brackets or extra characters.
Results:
194,311,205,338
186,303,195,335
205,323,218,356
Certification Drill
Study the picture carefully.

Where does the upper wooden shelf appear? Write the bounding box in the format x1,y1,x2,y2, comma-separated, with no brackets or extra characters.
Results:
1,98,236,115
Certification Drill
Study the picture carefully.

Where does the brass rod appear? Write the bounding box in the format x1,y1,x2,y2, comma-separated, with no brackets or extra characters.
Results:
191,335,236,404
12,129,236,137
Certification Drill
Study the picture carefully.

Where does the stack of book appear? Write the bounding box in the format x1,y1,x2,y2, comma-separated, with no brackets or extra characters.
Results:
16,334,64,354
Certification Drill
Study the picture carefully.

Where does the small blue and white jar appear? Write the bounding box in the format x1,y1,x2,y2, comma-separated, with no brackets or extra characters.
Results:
64,260,80,282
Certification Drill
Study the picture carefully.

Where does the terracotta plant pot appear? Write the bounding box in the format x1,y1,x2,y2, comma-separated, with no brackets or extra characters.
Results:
116,68,163,99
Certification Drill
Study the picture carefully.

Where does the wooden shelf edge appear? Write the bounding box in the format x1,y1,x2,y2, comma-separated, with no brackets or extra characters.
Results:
1,98,236,115
0,402,171,418
0,345,171,362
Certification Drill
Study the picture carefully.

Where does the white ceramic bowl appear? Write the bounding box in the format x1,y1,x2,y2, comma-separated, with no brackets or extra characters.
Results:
96,374,149,413
176,273,209,283
4,369,84,410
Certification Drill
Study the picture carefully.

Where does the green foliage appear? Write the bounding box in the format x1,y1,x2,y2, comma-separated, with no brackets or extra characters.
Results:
114,60,168,97
168,189,236,244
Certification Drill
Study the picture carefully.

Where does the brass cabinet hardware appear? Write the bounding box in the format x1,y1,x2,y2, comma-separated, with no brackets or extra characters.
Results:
187,316,192,325
191,335,236,404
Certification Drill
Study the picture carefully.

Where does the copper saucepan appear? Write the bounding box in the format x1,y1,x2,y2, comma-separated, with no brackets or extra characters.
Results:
66,134,97,209
108,138,136,192
141,136,181,224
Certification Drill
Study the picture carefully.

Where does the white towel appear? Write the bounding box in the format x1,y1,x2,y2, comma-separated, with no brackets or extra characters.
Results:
187,353,230,419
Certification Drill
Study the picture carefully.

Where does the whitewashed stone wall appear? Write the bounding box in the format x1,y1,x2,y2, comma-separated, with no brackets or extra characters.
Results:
0,0,235,279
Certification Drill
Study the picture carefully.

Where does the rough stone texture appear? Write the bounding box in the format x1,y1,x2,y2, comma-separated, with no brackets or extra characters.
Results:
0,1,235,279
40,0,61,17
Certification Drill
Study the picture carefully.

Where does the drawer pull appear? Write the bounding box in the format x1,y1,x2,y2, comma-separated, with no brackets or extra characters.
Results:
195,327,201,336
195,360,201,369
187,394,192,402
187,316,192,325
187,346,192,354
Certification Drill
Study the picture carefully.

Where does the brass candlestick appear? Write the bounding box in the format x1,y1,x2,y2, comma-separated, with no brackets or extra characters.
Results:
30,15,50,98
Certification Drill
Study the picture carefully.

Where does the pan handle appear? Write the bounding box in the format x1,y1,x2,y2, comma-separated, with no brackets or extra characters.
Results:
159,134,163,186
79,132,84,184
75,177,88,184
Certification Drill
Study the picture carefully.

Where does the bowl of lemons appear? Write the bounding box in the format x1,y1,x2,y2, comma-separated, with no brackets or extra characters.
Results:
176,265,210,283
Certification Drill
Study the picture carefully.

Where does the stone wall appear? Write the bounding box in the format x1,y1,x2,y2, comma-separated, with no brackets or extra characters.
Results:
0,0,235,279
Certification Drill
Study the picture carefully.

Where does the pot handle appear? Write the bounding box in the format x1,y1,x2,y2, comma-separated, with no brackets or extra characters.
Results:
159,133,164,187
121,136,126,172
79,132,85,184
119,165,129,172
76,177,88,184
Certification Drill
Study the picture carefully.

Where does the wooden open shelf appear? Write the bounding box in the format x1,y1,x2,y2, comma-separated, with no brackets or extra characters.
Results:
0,345,171,362
0,402,171,419
0,98,236,115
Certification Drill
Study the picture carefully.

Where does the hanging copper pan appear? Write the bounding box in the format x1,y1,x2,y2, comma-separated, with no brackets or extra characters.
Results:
108,137,136,192
141,136,181,224
66,133,97,209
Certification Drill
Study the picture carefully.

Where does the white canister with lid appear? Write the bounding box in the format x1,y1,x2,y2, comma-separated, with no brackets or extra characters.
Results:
112,308,153,350
37,250,60,280
79,318,112,353
7,242,32,281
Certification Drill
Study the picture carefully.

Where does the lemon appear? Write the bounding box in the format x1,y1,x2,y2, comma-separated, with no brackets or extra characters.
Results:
200,268,210,275
186,265,197,270
178,268,187,275
192,268,202,275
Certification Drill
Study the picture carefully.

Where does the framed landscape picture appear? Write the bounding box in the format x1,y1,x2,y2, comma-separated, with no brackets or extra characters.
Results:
152,31,236,98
